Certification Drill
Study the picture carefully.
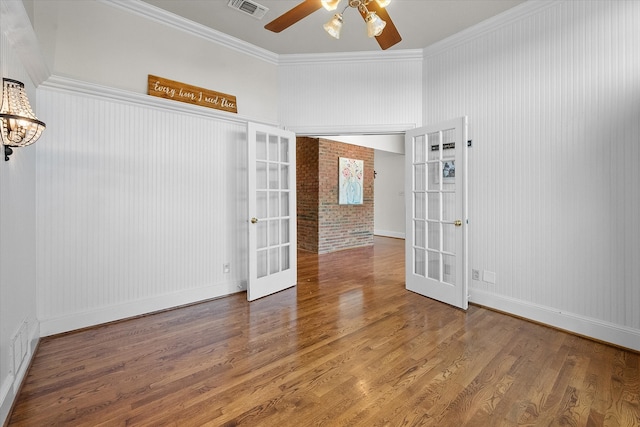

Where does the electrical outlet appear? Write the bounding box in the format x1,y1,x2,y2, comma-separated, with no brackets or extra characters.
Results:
483,270,496,284
223,262,230,274
472,269,480,280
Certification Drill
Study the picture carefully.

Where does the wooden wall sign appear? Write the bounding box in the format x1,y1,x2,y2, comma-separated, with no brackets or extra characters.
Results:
147,74,237,114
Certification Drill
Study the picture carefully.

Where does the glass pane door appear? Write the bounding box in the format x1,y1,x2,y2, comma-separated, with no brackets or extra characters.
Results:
405,117,468,309
248,123,297,301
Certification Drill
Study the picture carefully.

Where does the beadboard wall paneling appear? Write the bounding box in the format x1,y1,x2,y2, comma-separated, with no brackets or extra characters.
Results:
278,54,423,134
423,0,640,347
36,87,249,336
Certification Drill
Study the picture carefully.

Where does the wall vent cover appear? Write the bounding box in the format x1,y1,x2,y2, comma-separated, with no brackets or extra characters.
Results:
227,0,269,20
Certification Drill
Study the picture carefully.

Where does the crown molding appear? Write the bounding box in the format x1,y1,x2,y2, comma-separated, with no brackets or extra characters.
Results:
423,0,559,58
278,49,424,66
100,0,279,65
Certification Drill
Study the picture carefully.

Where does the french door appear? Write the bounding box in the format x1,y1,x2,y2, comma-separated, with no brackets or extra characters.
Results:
247,123,297,301
405,117,468,309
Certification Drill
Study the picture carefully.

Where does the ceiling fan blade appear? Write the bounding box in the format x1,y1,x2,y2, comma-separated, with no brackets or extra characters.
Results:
360,2,402,50
264,0,323,33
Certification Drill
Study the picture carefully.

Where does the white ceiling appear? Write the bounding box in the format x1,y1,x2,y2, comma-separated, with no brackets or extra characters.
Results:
140,0,526,55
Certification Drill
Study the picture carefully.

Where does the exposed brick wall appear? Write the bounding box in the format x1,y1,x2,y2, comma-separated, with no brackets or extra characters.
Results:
296,137,319,252
296,137,374,254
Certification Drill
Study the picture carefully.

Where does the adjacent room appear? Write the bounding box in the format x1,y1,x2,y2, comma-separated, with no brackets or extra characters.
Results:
1,0,638,424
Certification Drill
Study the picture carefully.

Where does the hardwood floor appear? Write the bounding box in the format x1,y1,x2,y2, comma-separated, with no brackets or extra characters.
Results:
7,237,640,426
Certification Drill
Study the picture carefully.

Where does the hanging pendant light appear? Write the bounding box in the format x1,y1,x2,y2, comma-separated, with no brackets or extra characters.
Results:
321,0,341,11
364,11,386,37
323,13,344,39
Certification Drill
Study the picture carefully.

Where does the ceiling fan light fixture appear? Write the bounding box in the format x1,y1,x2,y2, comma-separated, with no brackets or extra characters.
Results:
321,0,341,11
266,0,401,50
365,11,386,37
323,13,343,39
375,0,391,7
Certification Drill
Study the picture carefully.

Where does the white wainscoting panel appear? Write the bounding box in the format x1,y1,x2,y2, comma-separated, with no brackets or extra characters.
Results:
36,84,249,336
423,0,640,350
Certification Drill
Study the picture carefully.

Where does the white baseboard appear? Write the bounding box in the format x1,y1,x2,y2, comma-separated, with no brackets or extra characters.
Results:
0,374,16,426
470,289,640,352
374,230,405,239
1,322,40,426
39,282,243,337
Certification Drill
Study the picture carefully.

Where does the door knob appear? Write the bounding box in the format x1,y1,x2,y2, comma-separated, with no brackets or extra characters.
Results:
454,220,462,227
251,217,259,224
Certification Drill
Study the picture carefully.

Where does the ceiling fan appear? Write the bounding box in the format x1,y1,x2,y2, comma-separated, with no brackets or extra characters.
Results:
264,0,402,50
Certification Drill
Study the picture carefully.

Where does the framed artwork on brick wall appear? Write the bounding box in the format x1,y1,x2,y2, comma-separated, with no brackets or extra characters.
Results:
339,157,364,205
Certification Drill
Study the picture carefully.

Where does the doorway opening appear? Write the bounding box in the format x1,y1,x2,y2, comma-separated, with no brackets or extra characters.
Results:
295,134,405,255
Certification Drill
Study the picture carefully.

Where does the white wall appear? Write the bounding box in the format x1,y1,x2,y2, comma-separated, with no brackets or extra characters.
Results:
33,0,279,124
374,150,405,238
423,0,640,349
278,51,423,135
0,2,40,421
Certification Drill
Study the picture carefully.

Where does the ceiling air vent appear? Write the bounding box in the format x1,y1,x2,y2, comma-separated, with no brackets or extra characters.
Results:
227,0,269,20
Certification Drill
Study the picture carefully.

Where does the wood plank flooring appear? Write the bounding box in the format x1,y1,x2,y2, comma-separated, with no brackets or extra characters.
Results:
7,237,640,426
